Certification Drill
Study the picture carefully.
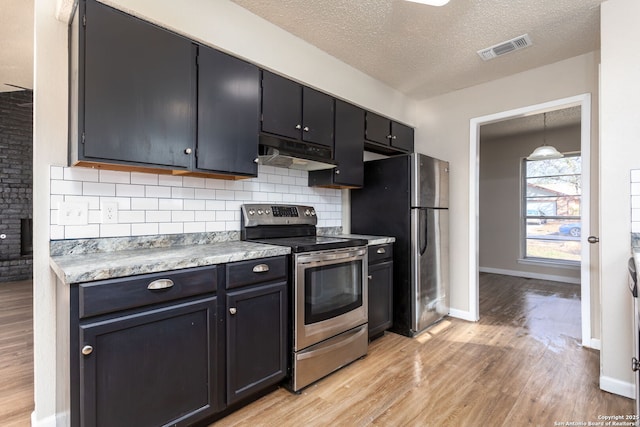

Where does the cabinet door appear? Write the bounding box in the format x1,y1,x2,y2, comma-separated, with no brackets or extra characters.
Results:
368,261,393,339
79,297,220,427
365,112,391,146
82,0,195,168
197,46,260,176
302,86,334,147
261,71,301,140
227,282,287,405
391,121,414,152
333,100,364,186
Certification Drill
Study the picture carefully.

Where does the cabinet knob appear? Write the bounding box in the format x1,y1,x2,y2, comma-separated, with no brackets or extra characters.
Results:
376,247,386,254
82,345,93,356
295,124,302,130
392,135,397,140
254,157,259,164
229,307,237,315
368,275,373,280
387,135,393,139
303,126,310,132
335,169,340,175
184,148,192,154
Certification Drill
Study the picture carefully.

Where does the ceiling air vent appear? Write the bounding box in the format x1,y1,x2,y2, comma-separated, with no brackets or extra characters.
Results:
477,34,533,61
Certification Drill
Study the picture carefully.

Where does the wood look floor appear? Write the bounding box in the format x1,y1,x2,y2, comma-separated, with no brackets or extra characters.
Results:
212,273,633,427
0,275,633,426
0,279,33,427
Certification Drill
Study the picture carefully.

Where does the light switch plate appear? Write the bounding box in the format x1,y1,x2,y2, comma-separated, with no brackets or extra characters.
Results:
58,201,89,225
101,201,119,224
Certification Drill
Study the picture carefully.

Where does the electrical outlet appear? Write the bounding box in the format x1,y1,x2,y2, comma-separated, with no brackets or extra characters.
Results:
58,202,89,226
101,202,119,224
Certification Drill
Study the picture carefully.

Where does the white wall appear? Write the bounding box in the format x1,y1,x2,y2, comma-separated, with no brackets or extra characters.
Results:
479,125,581,283
33,0,415,424
413,52,599,315
599,0,640,398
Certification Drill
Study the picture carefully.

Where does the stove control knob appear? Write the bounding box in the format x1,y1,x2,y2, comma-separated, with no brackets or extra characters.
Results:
248,209,255,216
304,209,311,216
265,209,271,215
310,209,316,216
257,209,264,215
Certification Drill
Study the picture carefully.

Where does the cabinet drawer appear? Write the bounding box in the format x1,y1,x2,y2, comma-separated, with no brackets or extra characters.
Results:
79,266,218,318
226,256,288,290
368,244,393,264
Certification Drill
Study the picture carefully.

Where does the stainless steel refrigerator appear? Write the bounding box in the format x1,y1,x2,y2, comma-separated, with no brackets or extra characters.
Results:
351,153,449,337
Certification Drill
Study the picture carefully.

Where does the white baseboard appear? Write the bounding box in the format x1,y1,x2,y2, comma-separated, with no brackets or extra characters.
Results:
32,411,68,427
448,308,478,322
479,266,580,285
600,375,635,399
588,338,601,350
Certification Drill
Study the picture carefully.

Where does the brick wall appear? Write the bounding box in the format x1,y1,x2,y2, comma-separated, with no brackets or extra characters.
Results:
0,90,33,281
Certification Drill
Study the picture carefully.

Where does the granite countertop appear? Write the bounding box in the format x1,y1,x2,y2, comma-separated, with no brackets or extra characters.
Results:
50,241,291,285
330,234,396,246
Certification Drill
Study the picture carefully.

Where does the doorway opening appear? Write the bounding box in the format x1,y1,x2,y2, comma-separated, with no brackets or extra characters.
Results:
469,93,594,348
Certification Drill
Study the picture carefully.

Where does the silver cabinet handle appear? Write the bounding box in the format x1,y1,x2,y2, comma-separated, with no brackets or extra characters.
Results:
588,236,599,244
392,135,397,140
368,275,372,280
147,279,174,290
376,247,386,254
252,264,270,273
295,124,302,130
184,148,192,154
254,157,259,163
303,126,310,132
82,345,93,356
335,170,340,175
387,135,393,139
229,307,237,315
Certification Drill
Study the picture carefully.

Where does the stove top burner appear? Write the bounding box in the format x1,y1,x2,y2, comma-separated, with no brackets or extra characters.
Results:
250,236,368,253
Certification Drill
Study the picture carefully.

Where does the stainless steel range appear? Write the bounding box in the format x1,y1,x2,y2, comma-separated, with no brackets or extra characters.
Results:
241,204,368,392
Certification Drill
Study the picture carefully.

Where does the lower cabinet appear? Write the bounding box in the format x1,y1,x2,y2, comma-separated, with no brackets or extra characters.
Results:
368,243,394,339
71,256,289,426
79,297,220,427
226,281,287,405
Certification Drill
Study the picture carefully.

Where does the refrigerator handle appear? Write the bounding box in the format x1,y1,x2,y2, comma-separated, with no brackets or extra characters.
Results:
419,209,428,256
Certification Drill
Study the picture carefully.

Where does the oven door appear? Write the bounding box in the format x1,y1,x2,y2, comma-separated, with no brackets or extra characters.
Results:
294,246,368,351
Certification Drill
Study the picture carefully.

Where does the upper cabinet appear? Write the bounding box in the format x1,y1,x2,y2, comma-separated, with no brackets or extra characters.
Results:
72,0,260,179
261,71,334,147
196,46,260,177
79,0,196,170
365,112,414,154
308,100,364,188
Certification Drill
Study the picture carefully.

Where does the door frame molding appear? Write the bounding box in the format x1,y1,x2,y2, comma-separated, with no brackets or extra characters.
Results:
468,93,593,347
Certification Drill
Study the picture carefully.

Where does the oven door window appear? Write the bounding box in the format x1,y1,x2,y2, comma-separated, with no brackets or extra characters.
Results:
304,260,363,324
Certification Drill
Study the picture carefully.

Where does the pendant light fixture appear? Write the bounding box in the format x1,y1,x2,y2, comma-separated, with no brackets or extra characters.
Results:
526,112,564,160
404,0,451,6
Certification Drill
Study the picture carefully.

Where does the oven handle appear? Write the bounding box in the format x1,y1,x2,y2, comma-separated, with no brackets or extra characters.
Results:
296,325,367,361
297,247,367,264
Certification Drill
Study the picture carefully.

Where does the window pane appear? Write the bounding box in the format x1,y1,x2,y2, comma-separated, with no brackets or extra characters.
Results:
523,154,581,262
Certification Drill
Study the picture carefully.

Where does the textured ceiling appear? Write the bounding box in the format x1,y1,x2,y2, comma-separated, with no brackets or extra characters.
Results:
232,0,602,100
480,106,582,141
0,0,33,92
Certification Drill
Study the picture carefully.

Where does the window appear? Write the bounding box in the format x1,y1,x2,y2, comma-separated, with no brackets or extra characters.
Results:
522,153,581,263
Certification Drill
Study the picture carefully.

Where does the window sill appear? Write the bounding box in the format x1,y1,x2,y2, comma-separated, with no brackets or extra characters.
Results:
517,258,580,270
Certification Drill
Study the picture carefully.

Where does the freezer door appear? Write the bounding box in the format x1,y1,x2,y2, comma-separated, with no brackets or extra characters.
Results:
411,208,449,334
411,153,449,208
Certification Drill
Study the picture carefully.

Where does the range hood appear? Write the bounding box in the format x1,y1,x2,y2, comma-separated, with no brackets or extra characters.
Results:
258,135,337,171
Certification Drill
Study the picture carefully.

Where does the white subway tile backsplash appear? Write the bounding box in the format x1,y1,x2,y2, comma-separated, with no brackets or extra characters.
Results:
632,170,640,235
632,169,640,183
100,170,130,184
83,182,116,197
50,165,342,240
116,184,145,197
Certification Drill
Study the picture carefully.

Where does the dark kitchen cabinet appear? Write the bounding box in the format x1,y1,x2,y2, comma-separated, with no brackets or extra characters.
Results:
79,0,196,169
368,243,394,340
225,257,288,405
365,112,414,154
197,46,260,177
72,266,221,427
261,71,334,147
309,100,364,188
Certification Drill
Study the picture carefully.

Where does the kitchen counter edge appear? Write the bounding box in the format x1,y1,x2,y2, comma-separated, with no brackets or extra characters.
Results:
50,241,291,285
